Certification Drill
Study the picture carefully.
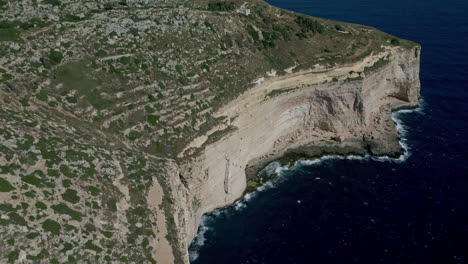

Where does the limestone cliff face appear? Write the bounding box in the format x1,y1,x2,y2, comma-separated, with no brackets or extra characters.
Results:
168,46,420,263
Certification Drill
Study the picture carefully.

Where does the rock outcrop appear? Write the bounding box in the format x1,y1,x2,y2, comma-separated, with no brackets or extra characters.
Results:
168,45,420,262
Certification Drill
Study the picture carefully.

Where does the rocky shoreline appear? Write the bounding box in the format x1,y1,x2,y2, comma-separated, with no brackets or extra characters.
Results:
165,44,421,263
245,103,421,195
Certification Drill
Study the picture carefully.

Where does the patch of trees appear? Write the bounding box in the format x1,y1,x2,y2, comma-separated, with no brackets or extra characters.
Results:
208,1,236,12
295,16,325,34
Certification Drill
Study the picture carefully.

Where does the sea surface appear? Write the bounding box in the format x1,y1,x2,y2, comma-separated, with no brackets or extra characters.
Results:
189,0,468,263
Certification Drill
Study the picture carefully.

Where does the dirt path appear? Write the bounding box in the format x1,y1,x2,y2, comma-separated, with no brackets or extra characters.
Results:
148,179,175,264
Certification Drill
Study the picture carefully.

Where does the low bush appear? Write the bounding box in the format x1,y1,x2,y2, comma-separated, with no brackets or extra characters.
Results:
208,1,236,12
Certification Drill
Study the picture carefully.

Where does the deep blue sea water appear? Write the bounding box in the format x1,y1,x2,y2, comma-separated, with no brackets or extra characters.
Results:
189,0,468,263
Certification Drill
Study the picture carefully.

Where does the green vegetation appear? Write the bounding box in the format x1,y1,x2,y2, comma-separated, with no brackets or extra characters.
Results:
0,203,16,212
391,38,400,45
279,145,365,166
7,212,28,226
364,57,390,75
0,177,15,192
101,230,113,238
49,50,64,65
95,49,108,57
335,24,344,31
26,232,40,239
84,240,103,253
147,115,160,126
36,92,49,102
52,61,120,109
36,201,48,210
0,0,7,10
7,250,19,264
245,170,276,193
0,27,19,41
88,185,100,196
175,64,183,74
27,249,47,261
208,1,236,12
21,175,45,187
295,16,325,34
43,0,61,6
61,189,80,204
0,22,19,42
246,25,260,42
47,169,60,177
128,131,142,141
266,87,298,98
51,203,83,221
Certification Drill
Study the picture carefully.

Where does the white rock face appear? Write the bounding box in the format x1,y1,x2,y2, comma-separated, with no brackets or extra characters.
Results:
166,46,421,263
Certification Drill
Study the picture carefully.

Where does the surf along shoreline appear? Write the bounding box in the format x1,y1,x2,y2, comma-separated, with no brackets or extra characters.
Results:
188,103,423,262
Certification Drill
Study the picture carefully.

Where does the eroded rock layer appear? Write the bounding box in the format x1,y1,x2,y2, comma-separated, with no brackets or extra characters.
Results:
170,46,420,262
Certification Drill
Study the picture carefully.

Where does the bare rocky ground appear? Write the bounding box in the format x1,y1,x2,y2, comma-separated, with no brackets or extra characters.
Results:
0,0,418,263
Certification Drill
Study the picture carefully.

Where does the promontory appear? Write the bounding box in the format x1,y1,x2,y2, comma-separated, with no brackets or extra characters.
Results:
0,0,419,263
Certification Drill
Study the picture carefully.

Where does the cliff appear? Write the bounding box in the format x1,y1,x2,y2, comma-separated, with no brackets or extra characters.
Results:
170,45,420,262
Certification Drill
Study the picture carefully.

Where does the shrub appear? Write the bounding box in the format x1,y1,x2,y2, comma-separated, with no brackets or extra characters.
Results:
145,105,155,113
49,50,63,65
35,201,47,210
295,16,325,34
0,177,15,192
95,49,108,57
88,185,100,196
119,56,131,64
51,203,83,221
128,130,141,141
0,24,19,42
84,240,103,253
7,250,19,264
47,169,60,177
48,101,58,107
36,92,48,102
390,38,400,45
208,1,236,12
147,115,160,126
26,249,46,261
0,203,15,212
8,212,27,226
175,64,183,74
43,0,61,6
102,230,113,238
246,25,260,42
42,219,61,235
21,175,44,187
20,98,30,106
61,189,80,204
26,232,40,239
65,96,78,104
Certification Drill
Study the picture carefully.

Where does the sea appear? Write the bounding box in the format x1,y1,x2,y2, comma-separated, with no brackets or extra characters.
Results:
189,0,468,263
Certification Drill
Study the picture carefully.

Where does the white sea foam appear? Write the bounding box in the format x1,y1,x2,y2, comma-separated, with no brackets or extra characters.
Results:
189,215,213,262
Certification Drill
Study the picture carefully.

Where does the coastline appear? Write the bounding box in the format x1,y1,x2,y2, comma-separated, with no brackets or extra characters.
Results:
188,103,423,262
170,44,421,263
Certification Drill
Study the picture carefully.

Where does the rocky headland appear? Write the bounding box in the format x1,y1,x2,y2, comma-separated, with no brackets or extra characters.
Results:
0,0,419,263
173,43,420,262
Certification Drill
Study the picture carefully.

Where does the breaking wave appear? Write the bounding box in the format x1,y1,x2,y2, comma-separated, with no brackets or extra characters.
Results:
189,215,213,262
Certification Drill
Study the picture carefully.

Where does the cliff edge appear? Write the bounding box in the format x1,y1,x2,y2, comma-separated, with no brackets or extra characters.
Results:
170,43,420,262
